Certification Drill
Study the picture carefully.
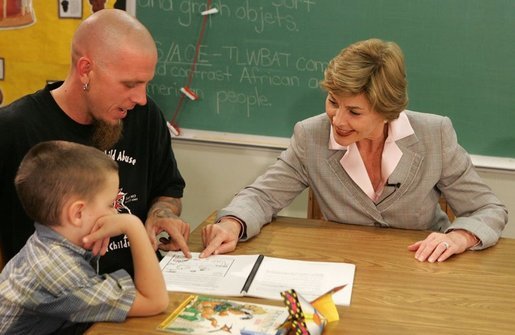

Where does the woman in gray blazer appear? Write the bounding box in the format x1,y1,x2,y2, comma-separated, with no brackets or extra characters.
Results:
200,38,507,263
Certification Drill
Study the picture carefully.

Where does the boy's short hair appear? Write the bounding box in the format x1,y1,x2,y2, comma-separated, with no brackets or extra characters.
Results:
14,140,118,226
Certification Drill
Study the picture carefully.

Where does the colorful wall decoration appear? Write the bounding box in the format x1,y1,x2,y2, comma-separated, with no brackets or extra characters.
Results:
0,0,126,106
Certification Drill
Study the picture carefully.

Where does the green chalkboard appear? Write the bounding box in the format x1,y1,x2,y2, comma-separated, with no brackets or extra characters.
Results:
137,0,515,158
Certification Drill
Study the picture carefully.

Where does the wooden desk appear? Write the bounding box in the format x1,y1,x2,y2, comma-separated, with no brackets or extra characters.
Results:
87,213,515,335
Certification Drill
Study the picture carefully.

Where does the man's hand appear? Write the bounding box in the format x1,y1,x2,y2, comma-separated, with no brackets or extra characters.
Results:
200,218,241,258
146,197,191,258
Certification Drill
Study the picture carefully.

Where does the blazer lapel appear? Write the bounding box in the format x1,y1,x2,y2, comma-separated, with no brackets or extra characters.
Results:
326,150,386,223
376,133,424,210
323,131,424,222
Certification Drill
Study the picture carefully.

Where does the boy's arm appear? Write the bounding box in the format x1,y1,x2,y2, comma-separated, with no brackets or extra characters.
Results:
125,215,169,316
83,214,169,316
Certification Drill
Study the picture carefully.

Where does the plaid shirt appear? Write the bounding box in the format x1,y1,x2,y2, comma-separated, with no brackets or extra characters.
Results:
0,223,136,334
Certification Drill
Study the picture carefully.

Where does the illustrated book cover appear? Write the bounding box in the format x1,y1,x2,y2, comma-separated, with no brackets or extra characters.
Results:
157,295,289,335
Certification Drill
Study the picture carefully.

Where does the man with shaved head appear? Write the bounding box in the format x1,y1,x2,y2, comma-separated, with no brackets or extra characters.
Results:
0,9,190,276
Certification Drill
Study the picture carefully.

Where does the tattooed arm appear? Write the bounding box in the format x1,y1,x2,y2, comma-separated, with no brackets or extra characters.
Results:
145,196,191,257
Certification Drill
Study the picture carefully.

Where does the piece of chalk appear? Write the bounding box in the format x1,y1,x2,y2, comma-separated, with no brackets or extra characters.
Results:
201,8,218,15
167,122,180,136
180,86,199,101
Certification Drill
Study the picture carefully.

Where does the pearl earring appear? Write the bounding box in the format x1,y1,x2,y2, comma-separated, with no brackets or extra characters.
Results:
83,82,89,91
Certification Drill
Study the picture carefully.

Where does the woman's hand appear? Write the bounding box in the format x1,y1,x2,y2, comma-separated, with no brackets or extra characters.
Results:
408,229,479,262
200,218,242,258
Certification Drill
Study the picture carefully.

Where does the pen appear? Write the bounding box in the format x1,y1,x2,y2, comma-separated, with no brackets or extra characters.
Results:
240,254,264,295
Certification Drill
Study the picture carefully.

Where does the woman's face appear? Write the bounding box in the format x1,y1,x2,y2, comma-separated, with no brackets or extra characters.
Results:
325,92,387,146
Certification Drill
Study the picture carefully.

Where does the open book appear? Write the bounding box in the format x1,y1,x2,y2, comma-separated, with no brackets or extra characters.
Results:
159,252,355,306
157,295,289,335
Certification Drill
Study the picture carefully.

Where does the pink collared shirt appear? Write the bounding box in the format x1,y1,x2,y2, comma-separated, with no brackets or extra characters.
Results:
329,111,415,202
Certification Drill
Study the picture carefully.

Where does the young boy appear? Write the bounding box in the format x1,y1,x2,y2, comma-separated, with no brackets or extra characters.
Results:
0,141,169,334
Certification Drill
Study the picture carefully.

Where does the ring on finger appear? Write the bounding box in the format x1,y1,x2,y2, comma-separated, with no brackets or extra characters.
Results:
441,241,450,249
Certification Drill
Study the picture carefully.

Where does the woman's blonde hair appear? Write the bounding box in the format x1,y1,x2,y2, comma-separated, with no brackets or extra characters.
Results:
320,38,408,120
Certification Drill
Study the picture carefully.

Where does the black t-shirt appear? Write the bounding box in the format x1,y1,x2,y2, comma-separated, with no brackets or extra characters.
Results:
0,82,185,275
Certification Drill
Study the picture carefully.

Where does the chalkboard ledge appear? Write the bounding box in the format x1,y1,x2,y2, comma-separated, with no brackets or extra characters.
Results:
172,128,290,150
171,128,515,172
470,155,515,173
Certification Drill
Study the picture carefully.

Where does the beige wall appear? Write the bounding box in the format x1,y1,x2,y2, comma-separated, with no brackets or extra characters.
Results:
173,140,514,239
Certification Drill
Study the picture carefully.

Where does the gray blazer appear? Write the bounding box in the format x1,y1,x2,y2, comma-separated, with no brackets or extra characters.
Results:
218,111,507,249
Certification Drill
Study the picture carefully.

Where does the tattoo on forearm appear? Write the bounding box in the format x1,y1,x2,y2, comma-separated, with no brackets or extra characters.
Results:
150,197,182,218
153,207,176,218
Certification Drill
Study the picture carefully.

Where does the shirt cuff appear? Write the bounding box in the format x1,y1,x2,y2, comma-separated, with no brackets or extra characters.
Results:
216,215,247,240
447,228,482,249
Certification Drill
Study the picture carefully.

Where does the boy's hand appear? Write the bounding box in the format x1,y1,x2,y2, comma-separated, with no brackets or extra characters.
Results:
82,214,141,256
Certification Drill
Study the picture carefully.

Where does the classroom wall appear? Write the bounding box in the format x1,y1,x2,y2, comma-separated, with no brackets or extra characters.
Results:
172,140,515,239
3,1,512,241
172,140,309,227
0,1,124,106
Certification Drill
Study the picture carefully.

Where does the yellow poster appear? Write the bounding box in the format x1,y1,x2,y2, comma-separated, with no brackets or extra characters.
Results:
0,0,127,106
